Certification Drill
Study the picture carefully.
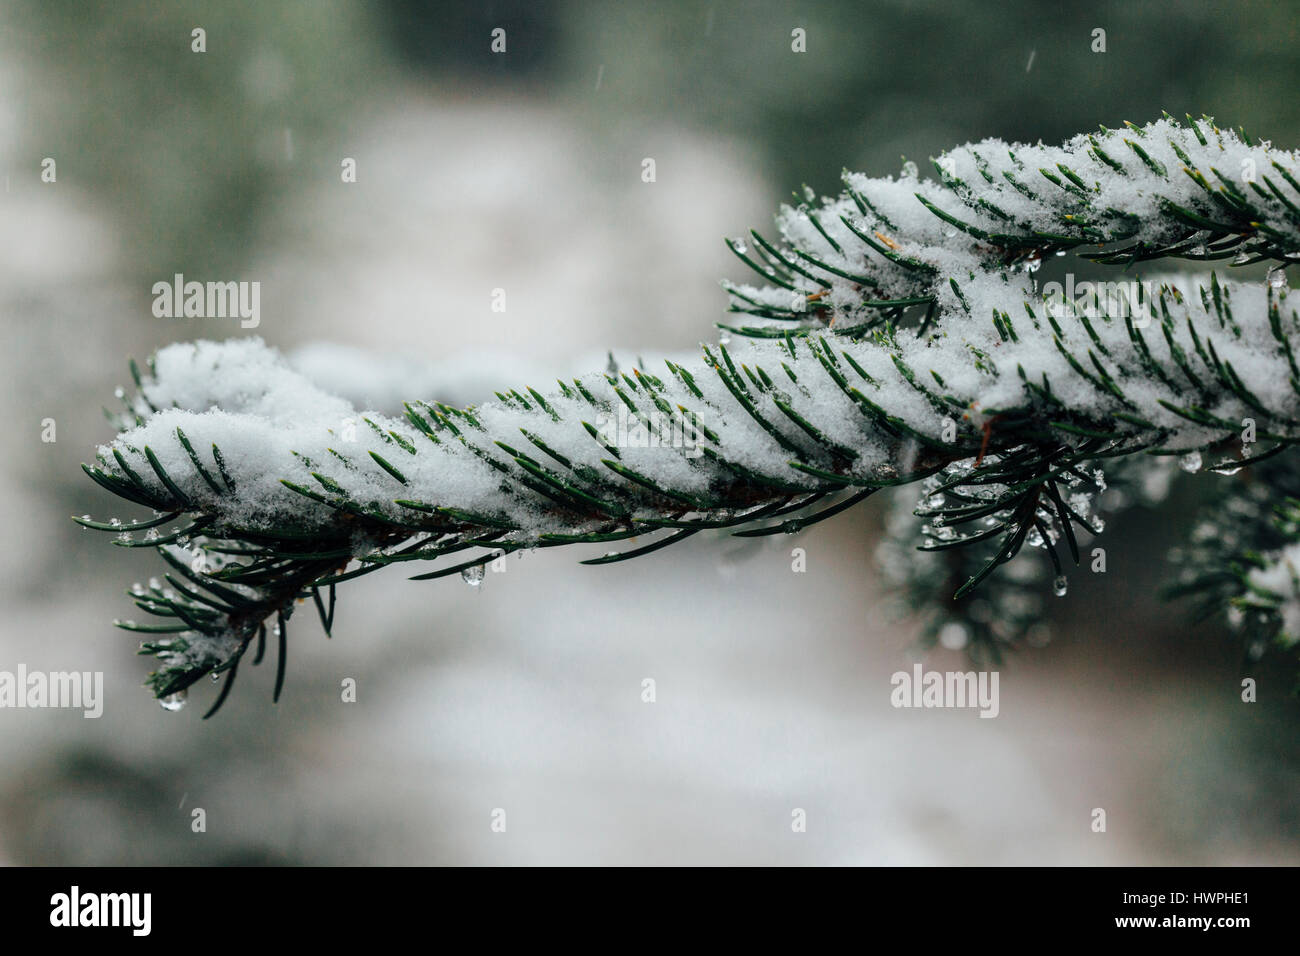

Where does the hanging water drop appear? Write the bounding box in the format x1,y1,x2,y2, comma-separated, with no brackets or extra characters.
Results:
900,160,918,179
1178,450,1203,473
1267,265,1288,290
732,237,748,254
718,331,731,345
1052,575,1068,597
159,690,188,712
461,564,486,588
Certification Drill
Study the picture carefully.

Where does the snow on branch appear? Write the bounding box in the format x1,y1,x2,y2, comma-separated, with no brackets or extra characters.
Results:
79,115,1300,710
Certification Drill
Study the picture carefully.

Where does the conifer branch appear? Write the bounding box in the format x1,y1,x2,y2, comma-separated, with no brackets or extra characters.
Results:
79,116,1300,710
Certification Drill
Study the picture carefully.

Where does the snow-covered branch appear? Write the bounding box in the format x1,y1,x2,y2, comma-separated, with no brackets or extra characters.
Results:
80,115,1300,709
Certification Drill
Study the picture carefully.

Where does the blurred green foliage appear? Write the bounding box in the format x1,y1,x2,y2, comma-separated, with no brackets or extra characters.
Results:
9,0,1298,280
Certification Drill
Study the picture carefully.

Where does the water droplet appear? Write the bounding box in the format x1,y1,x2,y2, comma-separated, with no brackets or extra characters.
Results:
461,564,486,587
944,228,957,238
1027,527,1044,548
1212,462,1242,476
148,577,161,590
1191,244,1207,256
210,671,222,683
1179,450,1203,473
731,237,748,254
1023,256,1042,274
1234,251,1251,265
1052,575,1068,597
801,184,816,202
718,331,731,345
160,690,188,712
900,160,918,179
113,386,125,399
1267,266,1288,290
1054,250,1067,257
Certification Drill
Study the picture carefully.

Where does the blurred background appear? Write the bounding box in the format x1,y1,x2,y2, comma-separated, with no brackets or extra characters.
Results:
1,0,1297,864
